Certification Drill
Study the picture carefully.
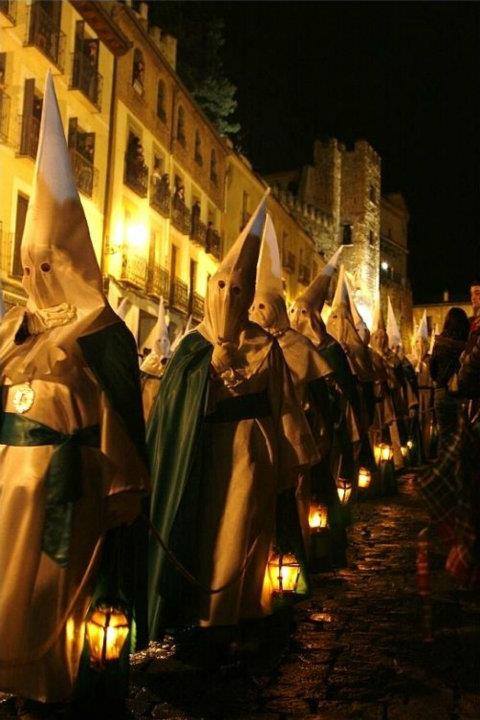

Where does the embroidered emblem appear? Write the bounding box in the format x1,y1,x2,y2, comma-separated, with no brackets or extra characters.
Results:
12,383,35,414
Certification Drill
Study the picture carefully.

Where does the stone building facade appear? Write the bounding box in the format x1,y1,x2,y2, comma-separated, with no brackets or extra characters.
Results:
0,0,320,348
266,140,412,337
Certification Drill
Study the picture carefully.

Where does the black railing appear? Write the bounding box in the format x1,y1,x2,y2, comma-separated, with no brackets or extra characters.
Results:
124,153,148,198
170,278,189,314
70,51,103,110
298,263,311,285
191,292,205,320
171,196,191,235
190,214,207,248
0,90,10,144
149,180,171,218
0,0,16,23
148,264,170,299
18,114,40,158
282,251,296,274
69,148,96,198
206,226,222,260
26,3,66,70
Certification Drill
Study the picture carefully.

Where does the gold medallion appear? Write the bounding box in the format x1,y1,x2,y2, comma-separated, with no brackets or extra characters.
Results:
12,382,35,414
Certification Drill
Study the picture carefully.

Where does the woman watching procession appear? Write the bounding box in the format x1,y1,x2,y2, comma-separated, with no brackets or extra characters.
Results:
0,74,149,718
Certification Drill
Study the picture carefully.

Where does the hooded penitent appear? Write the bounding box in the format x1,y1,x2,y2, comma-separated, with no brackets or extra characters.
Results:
148,195,318,635
289,246,343,346
141,296,171,377
345,274,370,345
0,72,148,703
250,213,331,400
327,265,374,383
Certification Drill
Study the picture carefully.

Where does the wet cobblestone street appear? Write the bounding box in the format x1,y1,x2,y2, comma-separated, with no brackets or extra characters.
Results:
1,478,479,719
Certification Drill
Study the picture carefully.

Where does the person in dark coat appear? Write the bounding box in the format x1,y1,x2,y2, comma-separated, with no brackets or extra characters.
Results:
429,307,470,454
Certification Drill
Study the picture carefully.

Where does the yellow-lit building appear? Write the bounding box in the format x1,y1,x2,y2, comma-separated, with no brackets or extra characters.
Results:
0,0,325,347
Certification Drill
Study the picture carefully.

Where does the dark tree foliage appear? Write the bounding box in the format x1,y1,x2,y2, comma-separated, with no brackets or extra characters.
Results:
147,1,240,138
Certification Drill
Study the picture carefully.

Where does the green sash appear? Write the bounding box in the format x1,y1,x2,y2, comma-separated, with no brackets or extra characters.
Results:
0,412,99,567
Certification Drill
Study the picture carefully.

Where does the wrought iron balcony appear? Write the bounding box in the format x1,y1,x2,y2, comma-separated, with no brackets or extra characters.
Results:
25,3,66,71
147,264,170,299
124,153,148,198
69,148,97,198
149,179,171,218
171,196,191,235
206,226,222,260
18,114,40,159
170,277,189,314
191,291,205,321
282,251,296,274
70,51,103,110
0,90,10,144
190,214,207,248
0,1,16,24
120,253,147,290
298,263,311,285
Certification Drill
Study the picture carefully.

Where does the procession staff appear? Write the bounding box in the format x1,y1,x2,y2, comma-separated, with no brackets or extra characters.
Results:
140,296,171,422
147,196,318,654
249,213,333,555
0,73,148,716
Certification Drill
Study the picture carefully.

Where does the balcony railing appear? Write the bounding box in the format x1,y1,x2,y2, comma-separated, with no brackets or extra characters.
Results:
282,251,296,274
25,3,66,71
0,0,16,24
18,114,40,159
191,291,205,321
149,180,170,218
120,253,147,290
190,214,207,248
147,264,170,299
206,226,222,260
170,277,189,314
69,148,97,198
298,263,311,285
124,154,148,198
0,90,10,144
70,51,103,110
171,197,191,235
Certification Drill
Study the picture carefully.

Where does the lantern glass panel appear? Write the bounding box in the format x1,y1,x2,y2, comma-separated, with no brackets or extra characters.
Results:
358,467,371,489
336,478,352,504
308,502,328,529
267,553,300,594
86,604,129,667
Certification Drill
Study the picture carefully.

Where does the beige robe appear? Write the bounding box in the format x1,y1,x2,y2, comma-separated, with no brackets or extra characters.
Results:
0,320,147,702
196,339,319,626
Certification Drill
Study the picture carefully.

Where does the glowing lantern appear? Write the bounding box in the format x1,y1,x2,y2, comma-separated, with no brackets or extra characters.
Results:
401,446,408,458
336,478,352,505
267,553,300,596
86,602,130,668
375,442,393,464
358,467,372,489
308,502,328,531
406,439,413,449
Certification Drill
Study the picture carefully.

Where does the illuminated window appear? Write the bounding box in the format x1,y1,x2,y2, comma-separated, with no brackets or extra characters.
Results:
132,48,145,95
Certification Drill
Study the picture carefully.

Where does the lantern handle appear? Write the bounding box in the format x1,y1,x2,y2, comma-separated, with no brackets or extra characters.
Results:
147,515,261,595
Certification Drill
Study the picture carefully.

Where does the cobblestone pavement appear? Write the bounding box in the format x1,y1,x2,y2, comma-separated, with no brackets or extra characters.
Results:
1,478,479,719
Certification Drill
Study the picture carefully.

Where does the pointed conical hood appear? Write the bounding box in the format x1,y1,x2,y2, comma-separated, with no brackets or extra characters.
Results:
344,273,370,344
198,192,268,348
170,314,193,353
289,246,342,346
249,213,289,335
418,310,429,340
116,297,132,320
21,71,106,318
327,265,374,380
428,323,437,355
140,296,171,375
370,301,388,355
387,296,402,350
296,246,343,310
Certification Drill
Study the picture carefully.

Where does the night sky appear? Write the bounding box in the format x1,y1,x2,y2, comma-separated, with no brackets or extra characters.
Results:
154,1,480,304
